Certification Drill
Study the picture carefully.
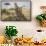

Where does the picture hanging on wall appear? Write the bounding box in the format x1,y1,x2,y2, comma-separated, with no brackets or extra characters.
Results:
1,0,31,21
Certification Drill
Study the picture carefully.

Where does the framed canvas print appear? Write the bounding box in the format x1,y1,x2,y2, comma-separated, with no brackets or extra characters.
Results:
1,0,31,21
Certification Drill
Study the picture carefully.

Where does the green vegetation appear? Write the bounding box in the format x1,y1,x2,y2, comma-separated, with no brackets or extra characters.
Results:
36,14,46,21
5,26,18,39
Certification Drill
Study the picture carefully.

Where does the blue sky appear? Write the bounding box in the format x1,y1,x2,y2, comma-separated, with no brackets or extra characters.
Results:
2,2,30,9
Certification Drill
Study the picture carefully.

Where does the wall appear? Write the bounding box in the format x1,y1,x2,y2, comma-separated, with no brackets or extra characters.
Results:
0,0,46,42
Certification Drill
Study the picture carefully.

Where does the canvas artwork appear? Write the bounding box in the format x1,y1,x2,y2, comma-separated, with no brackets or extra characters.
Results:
1,1,31,21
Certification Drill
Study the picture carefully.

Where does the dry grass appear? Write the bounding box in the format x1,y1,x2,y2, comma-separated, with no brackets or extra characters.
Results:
1,8,31,21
